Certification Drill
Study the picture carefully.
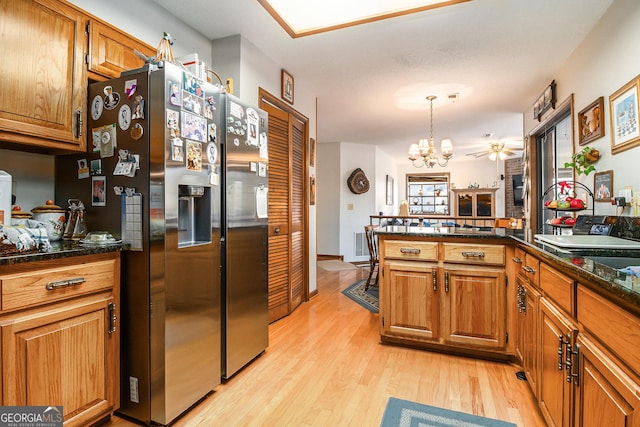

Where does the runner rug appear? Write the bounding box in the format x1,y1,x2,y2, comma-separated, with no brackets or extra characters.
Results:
380,397,517,427
341,279,378,313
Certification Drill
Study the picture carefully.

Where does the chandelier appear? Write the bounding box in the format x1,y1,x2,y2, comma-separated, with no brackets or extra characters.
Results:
408,95,453,168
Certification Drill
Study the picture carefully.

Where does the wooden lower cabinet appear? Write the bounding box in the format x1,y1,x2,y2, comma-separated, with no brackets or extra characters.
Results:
381,260,506,352
382,261,439,340
442,266,506,349
574,334,640,427
516,274,540,398
0,253,120,426
539,297,576,427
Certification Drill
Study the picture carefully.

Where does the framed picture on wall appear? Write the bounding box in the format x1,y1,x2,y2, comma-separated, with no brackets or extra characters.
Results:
594,170,613,202
281,69,294,104
578,97,604,145
310,175,316,205
386,175,394,205
609,75,640,154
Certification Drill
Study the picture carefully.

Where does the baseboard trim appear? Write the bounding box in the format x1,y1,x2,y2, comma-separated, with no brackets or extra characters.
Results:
317,254,343,261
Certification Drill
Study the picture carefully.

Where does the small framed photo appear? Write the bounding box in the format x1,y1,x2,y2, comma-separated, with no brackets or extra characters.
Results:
281,69,294,104
386,175,394,205
609,75,640,154
309,138,316,167
310,175,316,206
92,176,106,207
578,97,604,145
594,170,613,202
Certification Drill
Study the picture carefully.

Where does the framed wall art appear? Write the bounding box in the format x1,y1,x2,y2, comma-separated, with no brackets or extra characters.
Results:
578,97,604,145
310,175,316,205
386,174,394,205
594,169,613,202
281,69,294,104
533,80,556,121
309,137,316,167
609,75,640,154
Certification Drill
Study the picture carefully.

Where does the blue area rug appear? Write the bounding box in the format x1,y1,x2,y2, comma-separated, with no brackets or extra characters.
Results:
380,397,517,427
341,279,378,313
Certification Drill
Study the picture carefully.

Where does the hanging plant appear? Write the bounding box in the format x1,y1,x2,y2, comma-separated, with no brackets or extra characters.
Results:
564,146,600,176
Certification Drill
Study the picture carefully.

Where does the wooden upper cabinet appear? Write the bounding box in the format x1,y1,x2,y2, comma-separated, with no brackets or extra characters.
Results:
88,19,156,80
0,0,87,152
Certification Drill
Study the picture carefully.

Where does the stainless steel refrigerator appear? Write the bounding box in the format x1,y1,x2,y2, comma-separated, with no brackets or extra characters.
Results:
220,94,269,379
56,61,223,425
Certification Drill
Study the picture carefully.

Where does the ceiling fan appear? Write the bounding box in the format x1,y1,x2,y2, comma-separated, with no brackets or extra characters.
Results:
465,140,523,161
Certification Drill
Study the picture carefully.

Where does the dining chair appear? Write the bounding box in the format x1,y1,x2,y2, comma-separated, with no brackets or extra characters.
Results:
364,225,379,290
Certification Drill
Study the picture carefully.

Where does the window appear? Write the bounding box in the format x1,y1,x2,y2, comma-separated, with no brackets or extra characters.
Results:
406,173,450,215
535,110,573,233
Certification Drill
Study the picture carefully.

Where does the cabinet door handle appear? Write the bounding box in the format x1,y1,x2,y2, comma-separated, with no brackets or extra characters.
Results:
461,251,485,258
522,266,535,274
75,110,83,137
444,271,450,293
108,302,117,334
400,247,421,254
46,276,86,290
432,268,437,291
558,334,565,370
511,257,523,264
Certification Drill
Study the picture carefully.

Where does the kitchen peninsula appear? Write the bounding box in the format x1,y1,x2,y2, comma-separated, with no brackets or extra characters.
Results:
376,225,640,426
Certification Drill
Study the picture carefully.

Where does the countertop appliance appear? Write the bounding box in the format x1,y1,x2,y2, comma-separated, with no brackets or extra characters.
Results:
56,61,223,425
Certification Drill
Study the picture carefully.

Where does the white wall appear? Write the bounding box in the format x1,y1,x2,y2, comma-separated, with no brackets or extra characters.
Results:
317,143,341,255
523,0,640,217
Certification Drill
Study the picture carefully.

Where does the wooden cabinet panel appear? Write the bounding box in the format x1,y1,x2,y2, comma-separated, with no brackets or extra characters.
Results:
523,281,540,398
0,0,87,151
382,261,439,340
443,267,506,349
1,296,118,426
1,259,117,312
442,242,505,266
384,240,438,261
88,19,155,79
0,252,120,425
540,263,574,316
577,285,640,376
539,298,576,427
574,334,640,427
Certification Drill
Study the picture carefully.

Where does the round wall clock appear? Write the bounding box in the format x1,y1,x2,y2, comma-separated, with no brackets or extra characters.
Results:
347,168,370,194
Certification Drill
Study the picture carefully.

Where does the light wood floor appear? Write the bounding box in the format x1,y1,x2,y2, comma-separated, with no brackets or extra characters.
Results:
104,266,546,426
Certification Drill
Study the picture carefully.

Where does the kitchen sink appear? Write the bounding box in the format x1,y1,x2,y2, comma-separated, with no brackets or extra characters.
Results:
586,256,640,270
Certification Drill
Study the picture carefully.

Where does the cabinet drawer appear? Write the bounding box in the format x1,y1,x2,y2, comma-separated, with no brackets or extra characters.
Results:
539,263,574,315
442,243,504,266
578,285,640,376
1,259,116,312
384,240,438,261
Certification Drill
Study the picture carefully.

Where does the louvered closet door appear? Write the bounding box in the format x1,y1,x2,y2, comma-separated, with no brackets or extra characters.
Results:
262,101,307,322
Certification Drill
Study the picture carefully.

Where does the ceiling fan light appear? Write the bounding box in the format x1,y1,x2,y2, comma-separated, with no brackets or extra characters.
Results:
498,151,507,160
488,152,497,161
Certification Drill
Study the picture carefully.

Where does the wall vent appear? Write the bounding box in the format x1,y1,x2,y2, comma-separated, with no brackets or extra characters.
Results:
354,232,367,257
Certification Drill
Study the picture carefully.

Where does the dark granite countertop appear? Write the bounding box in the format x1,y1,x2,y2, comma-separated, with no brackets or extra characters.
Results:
375,226,640,315
511,235,640,316
0,241,127,266
375,225,511,239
